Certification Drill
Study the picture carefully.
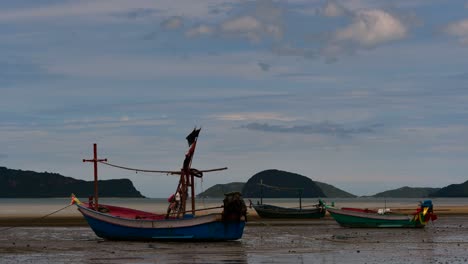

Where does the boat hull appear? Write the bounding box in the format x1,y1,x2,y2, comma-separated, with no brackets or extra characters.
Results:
253,204,326,219
327,207,424,228
77,204,245,241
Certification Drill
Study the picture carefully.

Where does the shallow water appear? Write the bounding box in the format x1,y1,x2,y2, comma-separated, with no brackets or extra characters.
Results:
1,197,467,217
1,217,468,264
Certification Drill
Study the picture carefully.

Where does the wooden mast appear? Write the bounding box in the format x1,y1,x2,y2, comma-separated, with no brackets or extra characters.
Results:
181,128,199,216
83,143,107,210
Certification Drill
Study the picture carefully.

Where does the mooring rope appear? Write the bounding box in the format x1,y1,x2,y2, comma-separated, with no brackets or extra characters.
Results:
0,203,74,232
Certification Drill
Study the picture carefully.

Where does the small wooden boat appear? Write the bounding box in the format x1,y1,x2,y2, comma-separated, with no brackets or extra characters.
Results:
250,181,326,219
252,201,326,219
72,128,247,241
326,200,437,228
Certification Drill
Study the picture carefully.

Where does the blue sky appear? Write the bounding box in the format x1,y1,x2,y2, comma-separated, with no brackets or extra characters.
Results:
1,0,468,198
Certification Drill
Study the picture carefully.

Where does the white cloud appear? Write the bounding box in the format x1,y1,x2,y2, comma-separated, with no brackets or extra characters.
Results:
222,16,261,32
185,24,214,38
161,16,183,30
220,15,282,43
444,19,468,45
334,9,407,47
321,1,346,17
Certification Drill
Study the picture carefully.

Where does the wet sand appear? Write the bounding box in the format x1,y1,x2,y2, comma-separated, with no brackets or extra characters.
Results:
1,207,468,264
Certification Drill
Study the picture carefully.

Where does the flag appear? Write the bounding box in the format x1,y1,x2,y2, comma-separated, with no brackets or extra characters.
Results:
186,128,201,146
70,193,82,205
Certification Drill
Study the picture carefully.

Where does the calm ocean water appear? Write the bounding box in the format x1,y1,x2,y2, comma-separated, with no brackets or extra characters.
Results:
1,197,467,217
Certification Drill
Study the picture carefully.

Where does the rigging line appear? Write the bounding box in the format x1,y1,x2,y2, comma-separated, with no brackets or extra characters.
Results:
200,177,206,208
0,204,74,232
98,161,180,175
98,161,228,175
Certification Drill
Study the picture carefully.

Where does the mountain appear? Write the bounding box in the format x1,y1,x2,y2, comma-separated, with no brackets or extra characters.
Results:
371,186,440,198
242,169,325,198
315,181,356,198
430,180,468,197
197,182,244,198
0,166,144,198
197,171,355,198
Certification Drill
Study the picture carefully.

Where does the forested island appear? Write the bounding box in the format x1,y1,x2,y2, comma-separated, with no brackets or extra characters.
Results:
3,166,468,198
0,167,144,198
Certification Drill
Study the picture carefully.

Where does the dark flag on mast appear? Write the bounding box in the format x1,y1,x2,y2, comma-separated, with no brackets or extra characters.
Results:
186,128,201,147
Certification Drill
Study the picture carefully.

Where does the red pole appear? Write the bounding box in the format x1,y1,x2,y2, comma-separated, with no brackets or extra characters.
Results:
83,143,107,210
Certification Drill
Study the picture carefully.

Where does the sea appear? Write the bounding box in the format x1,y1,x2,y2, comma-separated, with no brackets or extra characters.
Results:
1,197,468,264
1,197,467,218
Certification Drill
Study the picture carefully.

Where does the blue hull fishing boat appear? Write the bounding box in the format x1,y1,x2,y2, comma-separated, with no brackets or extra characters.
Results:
72,128,247,241
74,201,245,240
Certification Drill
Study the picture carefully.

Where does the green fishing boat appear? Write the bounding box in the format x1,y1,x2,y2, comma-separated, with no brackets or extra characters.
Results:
326,200,437,228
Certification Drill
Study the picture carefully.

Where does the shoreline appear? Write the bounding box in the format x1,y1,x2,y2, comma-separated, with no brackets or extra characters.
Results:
1,205,468,227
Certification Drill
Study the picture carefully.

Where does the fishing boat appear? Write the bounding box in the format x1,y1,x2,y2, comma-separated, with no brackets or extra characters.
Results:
250,181,326,219
71,128,247,241
326,200,437,228
251,201,326,219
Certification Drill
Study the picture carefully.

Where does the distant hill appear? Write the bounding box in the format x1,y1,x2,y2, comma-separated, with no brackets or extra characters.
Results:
0,166,144,198
197,182,244,198
242,169,325,198
430,180,468,197
315,181,356,198
371,186,440,198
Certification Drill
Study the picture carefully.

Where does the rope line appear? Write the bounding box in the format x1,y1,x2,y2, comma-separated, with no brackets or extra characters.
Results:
0,204,74,232
98,161,180,175
98,161,227,175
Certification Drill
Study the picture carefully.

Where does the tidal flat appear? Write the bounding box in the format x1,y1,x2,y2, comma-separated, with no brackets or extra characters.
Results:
1,217,467,264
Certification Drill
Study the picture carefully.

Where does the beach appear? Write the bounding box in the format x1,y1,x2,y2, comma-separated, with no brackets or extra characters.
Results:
1,198,468,263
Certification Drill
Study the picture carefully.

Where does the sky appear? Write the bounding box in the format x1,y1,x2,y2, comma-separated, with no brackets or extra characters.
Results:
1,0,468,198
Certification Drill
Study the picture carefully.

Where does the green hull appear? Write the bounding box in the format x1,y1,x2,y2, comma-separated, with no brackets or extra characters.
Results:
253,204,326,219
327,208,424,228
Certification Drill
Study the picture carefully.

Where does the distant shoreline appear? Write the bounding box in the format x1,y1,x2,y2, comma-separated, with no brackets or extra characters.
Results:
1,205,468,227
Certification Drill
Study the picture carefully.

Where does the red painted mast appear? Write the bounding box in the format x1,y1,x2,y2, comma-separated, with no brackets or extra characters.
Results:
83,143,107,210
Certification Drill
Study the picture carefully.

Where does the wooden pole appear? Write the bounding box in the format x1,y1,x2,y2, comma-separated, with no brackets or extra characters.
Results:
83,143,107,210
191,173,195,215
299,189,302,210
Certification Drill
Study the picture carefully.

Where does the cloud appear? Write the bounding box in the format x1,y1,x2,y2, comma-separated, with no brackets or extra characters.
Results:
0,154,8,160
186,0,284,43
333,9,407,47
320,0,347,17
185,24,214,38
220,16,264,43
213,112,297,122
0,59,61,85
271,45,317,59
241,122,380,137
0,1,232,22
161,16,183,30
119,8,157,19
444,19,468,45
257,62,270,71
